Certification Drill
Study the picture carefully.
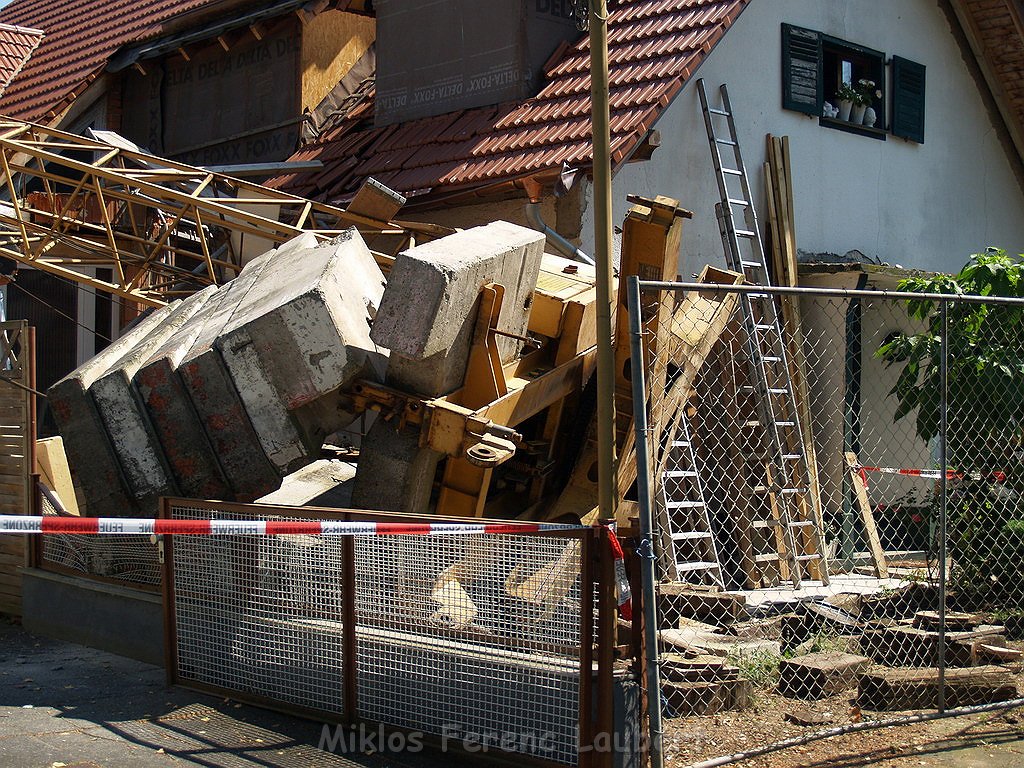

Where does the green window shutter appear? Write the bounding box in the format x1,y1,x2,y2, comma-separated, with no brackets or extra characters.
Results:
782,24,822,116
892,56,926,143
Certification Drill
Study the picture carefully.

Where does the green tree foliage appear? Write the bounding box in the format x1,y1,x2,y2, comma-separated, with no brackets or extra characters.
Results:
876,248,1024,608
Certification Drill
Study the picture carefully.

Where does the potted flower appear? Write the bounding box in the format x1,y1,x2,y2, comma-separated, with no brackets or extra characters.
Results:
855,78,882,126
835,81,858,122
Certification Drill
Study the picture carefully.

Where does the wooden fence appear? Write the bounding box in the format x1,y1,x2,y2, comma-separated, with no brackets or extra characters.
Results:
0,321,35,616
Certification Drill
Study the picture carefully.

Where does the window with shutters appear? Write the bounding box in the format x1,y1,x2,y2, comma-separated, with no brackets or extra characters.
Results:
782,24,926,144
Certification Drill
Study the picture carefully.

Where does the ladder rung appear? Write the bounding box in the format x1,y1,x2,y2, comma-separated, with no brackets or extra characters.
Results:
754,323,774,331
722,168,742,176
708,107,731,116
774,420,795,427
672,531,713,541
790,521,815,528
665,470,698,478
671,440,691,448
752,520,780,529
780,487,808,495
740,260,762,268
736,229,756,238
676,561,721,572
728,198,750,207
754,554,781,563
782,454,802,460
762,355,782,362
795,554,821,562
716,138,738,146
667,500,705,509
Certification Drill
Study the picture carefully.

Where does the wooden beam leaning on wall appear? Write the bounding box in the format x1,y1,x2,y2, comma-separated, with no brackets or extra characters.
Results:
764,134,827,577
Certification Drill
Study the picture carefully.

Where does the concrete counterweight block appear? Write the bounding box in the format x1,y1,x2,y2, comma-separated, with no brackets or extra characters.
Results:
91,286,218,515
48,305,177,517
135,285,241,502
353,221,544,513
217,228,387,476
176,237,312,500
370,220,545,396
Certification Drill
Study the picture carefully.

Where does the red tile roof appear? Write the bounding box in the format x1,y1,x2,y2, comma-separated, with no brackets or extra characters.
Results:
0,0,220,123
0,23,42,97
270,0,749,205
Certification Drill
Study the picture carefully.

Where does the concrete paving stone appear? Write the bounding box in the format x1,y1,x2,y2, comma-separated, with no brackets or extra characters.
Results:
91,286,218,514
48,305,176,516
218,229,386,475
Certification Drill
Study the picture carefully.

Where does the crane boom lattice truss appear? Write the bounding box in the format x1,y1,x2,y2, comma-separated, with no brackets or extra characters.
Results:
0,118,446,306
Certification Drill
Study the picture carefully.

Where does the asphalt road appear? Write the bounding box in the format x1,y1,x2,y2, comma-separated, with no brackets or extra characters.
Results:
0,618,467,768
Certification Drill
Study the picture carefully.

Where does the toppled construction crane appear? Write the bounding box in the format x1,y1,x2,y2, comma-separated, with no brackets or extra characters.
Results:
0,120,610,522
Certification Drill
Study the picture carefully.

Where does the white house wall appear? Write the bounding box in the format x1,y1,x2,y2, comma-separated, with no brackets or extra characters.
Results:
581,0,1024,276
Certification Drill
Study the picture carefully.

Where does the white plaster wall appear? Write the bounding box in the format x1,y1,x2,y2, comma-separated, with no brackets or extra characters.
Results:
580,0,1024,276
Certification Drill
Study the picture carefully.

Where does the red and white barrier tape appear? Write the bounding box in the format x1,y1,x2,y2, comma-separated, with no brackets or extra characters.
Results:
0,516,584,536
607,529,633,620
2,514,635,617
856,465,1006,488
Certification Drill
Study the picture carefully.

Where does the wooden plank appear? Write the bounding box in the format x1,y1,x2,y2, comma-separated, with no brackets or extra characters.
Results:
845,452,888,578
766,134,826,581
858,665,1017,710
779,652,871,700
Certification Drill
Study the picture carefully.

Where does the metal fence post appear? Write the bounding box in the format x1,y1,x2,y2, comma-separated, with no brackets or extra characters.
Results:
341,535,358,722
627,276,663,768
937,298,949,714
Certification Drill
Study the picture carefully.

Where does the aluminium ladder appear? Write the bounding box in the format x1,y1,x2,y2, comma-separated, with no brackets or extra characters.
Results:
658,408,724,587
697,79,828,588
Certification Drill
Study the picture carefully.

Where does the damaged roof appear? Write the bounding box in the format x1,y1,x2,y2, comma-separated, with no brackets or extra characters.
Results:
268,0,750,205
0,0,368,124
0,22,43,98
0,0,219,122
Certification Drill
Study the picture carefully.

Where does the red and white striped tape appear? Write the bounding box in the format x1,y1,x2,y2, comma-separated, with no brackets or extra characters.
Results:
608,529,633,620
856,465,1006,487
0,516,584,536
3,514,636,618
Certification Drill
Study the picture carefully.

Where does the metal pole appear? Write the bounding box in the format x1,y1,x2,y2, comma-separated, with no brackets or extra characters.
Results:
937,299,949,713
627,276,664,768
589,0,617,523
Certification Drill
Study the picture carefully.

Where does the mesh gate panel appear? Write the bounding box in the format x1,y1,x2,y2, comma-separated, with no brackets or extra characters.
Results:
167,503,589,765
353,534,583,764
632,280,1024,764
171,505,347,716
38,485,162,588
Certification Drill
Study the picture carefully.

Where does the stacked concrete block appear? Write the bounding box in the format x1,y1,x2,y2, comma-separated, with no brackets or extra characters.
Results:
216,228,387,475
353,221,544,512
91,286,218,514
48,305,177,516
175,236,313,499
371,220,545,396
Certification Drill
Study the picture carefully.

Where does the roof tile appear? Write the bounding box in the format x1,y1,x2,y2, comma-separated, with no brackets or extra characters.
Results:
0,22,42,97
0,0,220,121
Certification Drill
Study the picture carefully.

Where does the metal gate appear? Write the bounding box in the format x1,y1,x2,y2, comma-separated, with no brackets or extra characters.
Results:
162,498,618,767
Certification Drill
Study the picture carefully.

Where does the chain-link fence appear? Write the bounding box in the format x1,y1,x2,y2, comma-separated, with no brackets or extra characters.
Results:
629,278,1024,765
163,499,622,767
